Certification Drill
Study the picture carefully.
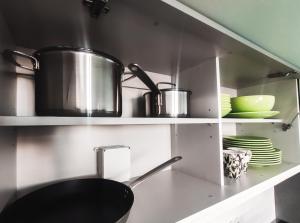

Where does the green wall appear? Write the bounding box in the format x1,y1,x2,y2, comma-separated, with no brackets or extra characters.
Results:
178,0,300,69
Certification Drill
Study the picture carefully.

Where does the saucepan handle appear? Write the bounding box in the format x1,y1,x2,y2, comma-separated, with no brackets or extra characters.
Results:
3,49,39,71
127,63,161,95
128,156,182,189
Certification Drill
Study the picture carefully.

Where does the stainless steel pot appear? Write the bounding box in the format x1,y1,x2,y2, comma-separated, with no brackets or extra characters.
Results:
144,83,191,117
128,64,191,118
4,47,153,117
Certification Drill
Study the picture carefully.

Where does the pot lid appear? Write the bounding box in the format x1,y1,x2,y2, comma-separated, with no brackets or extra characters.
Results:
34,46,124,69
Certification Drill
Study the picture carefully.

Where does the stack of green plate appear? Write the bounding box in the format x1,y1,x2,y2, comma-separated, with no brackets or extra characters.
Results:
223,136,282,167
221,94,232,117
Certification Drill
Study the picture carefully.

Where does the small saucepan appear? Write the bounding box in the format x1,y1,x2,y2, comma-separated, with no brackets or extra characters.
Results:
128,64,192,118
0,156,182,223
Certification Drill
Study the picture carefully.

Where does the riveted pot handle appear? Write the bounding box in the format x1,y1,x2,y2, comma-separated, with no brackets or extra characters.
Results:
3,49,39,71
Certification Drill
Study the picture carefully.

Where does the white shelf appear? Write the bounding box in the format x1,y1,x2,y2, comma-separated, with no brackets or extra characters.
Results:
0,116,284,126
128,162,300,223
222,118,283,123
0,116,218,126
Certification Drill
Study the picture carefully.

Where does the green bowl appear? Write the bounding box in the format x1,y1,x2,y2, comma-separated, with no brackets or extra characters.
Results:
231,95,275,112
222,108,232,117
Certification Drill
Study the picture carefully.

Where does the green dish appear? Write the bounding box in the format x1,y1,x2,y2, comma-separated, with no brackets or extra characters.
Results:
223,136,271,142
251,155,281,159
224,148,275,153
223,142,273,148
250,159,282,163
252,155,280,158
221,103,231,106
221,93,231,98
252,153,281,157
223,140,272,145
223,139,272,146
251,159,281,163
221,100,230,103
248,151,278,155
231,95,275,112
222,108,232,117
252,154,281,158
224,143,273,148
226,111,280,119
249,162,281,167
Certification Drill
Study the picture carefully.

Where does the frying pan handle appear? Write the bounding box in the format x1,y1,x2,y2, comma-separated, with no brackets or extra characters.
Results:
127,63,161,95
3,49,39,71
128,156,182,189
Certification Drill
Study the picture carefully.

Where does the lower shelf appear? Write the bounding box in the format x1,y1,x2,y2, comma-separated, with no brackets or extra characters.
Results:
127,162,300,223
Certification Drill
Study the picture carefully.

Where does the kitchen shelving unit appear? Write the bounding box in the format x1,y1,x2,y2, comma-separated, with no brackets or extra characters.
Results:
129,163,300,223
0,0,299,222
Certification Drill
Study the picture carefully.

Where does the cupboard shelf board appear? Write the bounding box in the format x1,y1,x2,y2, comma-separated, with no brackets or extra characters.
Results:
0,116,219,126
222,118,283,123
128,163,300,223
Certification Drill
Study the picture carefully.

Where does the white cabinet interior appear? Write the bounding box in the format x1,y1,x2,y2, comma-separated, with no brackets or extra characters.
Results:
0,0,300,222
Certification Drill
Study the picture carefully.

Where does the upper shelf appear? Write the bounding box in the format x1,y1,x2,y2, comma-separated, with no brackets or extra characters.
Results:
0,0,298,88
0,116,218,126
0,116,284,126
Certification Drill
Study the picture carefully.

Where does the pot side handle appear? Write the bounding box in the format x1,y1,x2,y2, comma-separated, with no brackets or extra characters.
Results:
3,49,39,71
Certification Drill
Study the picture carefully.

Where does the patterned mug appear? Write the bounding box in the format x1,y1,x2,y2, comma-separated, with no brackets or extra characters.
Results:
226,147,252,173
223,148,251,179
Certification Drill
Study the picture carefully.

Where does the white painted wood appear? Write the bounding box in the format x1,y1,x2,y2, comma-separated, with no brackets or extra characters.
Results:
215,57,225,185
222,123,237,136
176,58,219,118
172,124,222,184
127,164,298,223
0,116,218,126
16,125,171,196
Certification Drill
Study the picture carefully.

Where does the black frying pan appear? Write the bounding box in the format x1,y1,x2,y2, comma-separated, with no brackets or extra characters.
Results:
0,156,182,223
